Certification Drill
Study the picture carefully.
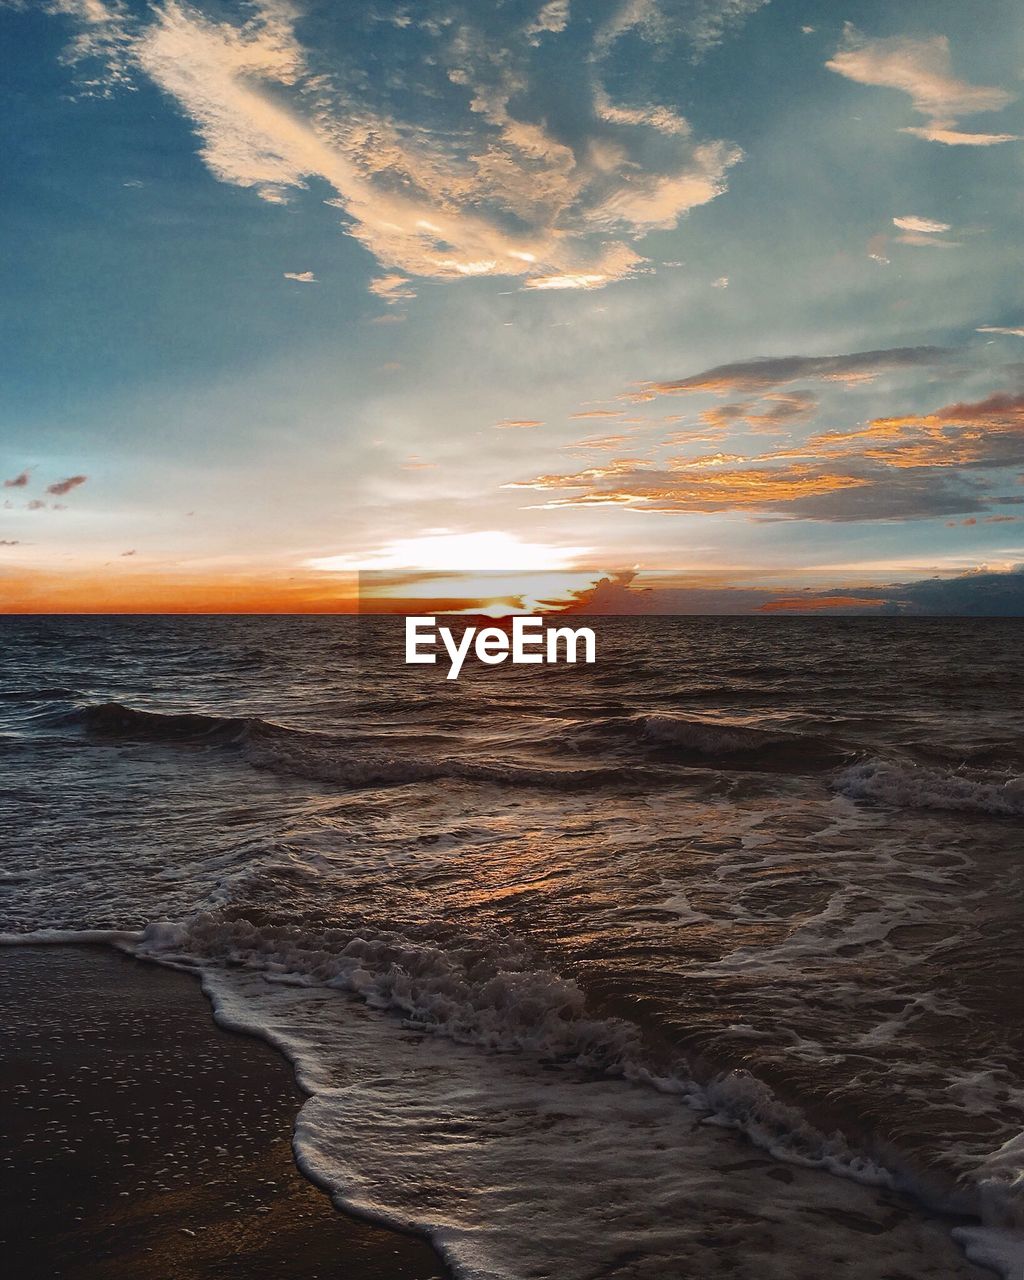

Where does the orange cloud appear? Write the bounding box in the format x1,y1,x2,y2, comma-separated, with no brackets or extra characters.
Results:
509,457,868,512
760,595,884,612
508,389,1024,520
565,434,630,451
799,392,1024,470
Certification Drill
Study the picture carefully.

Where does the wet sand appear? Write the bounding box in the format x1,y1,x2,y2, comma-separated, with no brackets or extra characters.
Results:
0,946,448,1280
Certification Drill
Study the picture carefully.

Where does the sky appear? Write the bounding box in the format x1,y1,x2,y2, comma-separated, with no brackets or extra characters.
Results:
2,0,1024,613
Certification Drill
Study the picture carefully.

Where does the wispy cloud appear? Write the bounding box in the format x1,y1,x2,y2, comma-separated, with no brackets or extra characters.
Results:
893,215,950,234
369,274,416,304
283,270,318,283
594,0,768,60
524,0,571,41
46,474,88,496
3,470,30,488
629,346,951,399
978,326,1024,338
565,434,631,451
698,392,818,434
827,25,1019,146
494,418,544,430
508,385,1024,521
46,0,749,294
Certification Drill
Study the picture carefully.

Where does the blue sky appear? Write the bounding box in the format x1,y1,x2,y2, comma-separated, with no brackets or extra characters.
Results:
2,0,1023,610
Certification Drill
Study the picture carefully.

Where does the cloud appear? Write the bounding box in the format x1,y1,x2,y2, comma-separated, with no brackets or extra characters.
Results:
893,215,949,234
631,346,951,399
27,499,47,510
369,274,416,304
524,0,571,40
121,548,136,556
47,0,751,294
698,391,818,434
0,540,21,546
893,232,960,249
799,391,1024,472
771,567,1024,616
508,456,872,514
978,326,1024,338
900,125,1019,147
43,0,136,95
566,434,630,450
283,270,317,283
826,25,1019,146
761,595,883,613
3,470,30,488
570,409,623,419
46,474,88,495
495,418,543,430
594,0,768,60
508,387,1024,521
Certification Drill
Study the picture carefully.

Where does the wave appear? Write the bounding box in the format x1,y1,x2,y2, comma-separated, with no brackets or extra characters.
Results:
75,702,249,742
569,712,850,772
128,913,895,1184
67,703,1023,808
835,759,1024,817
72,702,649,791
5,915,1021,1276
641,713,806,754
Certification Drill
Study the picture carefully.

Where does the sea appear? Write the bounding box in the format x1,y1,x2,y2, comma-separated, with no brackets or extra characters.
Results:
2,614,1023,1279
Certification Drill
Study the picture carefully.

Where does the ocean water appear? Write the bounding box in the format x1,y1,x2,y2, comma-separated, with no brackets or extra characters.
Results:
2,614,1023,1279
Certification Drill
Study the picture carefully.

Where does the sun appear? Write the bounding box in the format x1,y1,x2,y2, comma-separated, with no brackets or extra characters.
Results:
308,531,591,574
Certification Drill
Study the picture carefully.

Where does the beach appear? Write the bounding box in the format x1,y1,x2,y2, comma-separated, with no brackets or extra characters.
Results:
2,614,1022,1278
0,945,447,1280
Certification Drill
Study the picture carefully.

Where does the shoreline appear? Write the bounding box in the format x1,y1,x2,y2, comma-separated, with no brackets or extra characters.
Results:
0,945,449,1280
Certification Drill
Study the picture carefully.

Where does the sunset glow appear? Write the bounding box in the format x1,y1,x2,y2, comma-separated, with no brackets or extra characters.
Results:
2,0,1022,615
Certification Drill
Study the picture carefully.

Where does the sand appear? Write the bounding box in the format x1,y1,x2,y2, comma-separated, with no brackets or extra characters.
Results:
0,945,449,1280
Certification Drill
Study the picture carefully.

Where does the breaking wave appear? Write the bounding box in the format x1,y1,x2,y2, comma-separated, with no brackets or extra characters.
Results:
835,759,1024,817
124,914,899,1187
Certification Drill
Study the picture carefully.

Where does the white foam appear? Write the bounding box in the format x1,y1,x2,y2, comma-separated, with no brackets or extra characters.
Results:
835,759,1024,816
6,918,1022,1276
953,1227,1024,1280
0,926,141,947
132,912,898,1188
198,966,988,1280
